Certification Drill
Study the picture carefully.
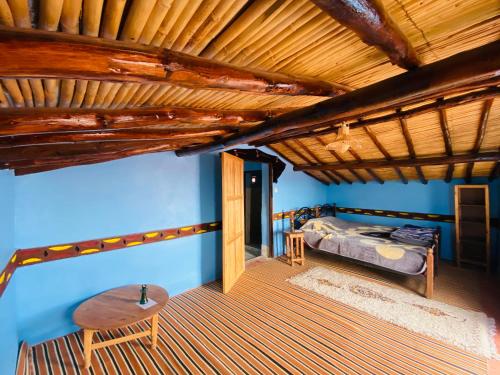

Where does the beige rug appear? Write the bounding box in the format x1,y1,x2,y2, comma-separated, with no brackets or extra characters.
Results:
288,266,498,358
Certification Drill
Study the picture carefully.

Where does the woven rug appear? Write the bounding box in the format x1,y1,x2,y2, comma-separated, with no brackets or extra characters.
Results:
288,266,498,358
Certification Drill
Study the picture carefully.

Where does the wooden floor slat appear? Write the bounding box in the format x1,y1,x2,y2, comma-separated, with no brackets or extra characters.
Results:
29,254,491,375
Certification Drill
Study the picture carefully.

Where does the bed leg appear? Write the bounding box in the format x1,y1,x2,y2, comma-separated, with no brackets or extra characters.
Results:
425,248,434,299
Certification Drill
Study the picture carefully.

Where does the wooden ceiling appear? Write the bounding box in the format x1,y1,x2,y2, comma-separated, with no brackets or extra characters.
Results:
0,0,498,183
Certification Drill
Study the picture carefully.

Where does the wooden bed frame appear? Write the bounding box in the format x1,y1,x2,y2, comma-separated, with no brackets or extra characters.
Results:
289,204,440,298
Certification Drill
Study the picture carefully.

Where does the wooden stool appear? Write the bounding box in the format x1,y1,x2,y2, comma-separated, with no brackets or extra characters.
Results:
285,230,305,266
73,285,169,369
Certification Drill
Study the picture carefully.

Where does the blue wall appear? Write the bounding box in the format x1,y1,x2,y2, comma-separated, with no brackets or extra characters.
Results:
330,178,499,265
7,148,328,349
0,170,18,375
13,152,223,344
259,147,330,255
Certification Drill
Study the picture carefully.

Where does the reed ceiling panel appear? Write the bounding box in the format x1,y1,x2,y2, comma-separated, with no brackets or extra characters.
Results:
0,0,497,181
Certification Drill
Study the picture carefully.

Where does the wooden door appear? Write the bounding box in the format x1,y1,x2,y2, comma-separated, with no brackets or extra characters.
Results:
222,152,245,293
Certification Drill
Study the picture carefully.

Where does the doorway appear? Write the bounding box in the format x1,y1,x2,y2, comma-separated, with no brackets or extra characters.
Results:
244,162,270,261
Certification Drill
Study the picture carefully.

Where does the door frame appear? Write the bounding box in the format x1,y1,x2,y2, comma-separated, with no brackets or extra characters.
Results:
241,162,274,258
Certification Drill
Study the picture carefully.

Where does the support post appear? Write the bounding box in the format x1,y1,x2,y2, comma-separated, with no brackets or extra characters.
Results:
425,248,434,299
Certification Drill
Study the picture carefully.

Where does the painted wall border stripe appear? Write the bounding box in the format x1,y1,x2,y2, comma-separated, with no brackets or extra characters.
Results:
0,220,222,298
1,204,497,298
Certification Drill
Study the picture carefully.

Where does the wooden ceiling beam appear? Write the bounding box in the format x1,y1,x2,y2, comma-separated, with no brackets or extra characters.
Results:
0,129,229,148
465,99,494,182
398,116,427,184
0,106,287,137
438,103,454,182
285,140,340,184
293,151,500,172
267,144,331,186
0,27,350,97
315,136,366,183
293,139,351,184
348,148,384,184
177,40,500,156
364,127,408,184
252,87,500,145
310,0,420,70
0,139,209,166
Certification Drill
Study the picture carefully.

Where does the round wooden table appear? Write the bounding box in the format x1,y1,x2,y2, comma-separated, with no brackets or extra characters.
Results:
73,285,169,369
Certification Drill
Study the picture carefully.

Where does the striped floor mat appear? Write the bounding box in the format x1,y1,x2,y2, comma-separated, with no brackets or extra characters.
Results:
28,258,488,374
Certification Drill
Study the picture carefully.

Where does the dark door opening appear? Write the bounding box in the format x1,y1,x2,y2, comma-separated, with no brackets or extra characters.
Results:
244,170,262,260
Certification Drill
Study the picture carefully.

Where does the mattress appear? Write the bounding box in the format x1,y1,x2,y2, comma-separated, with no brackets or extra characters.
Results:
300,216,429,275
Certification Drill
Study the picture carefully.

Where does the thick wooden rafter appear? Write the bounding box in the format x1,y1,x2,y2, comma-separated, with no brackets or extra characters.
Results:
364,127,408,184
0,129,228,148
294,139,351,184
0,107,286,136
315,136,366,183
0,140,210,167
349,148,384,184
310,0,420,70
398,115,427,184
178,41,500,156
0,27,350,97
258,87,500,147
286,140,340,184
438,103,454,182
268,144,331,185
465,99,494,182
293,151,500,171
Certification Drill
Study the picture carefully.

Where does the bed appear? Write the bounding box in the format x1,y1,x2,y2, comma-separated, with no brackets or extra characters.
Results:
289,204,440,298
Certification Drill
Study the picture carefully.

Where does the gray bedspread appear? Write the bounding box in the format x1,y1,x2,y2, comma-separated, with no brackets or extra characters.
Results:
300,216,429,275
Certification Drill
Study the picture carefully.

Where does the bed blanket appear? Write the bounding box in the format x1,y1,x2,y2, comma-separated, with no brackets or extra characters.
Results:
300,217,429,275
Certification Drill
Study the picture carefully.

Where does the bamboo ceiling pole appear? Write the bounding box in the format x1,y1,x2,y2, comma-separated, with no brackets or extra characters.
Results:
7,0,36,108
171,0,219,51
101,0,126,39
2,79,24,107
184,0,244,55
0,81,9,108
150,0,184,47
60,0,82,34
7,0,30,27
81,0,104,108
162,0,203,49
139,0,173,45
17,79,33,107
39,0,64,108
219,1,309,64
201,0,276,59
120,0,156,43
59,0,82,108
228,1,316,66
0,0,14,26
95,0,126,108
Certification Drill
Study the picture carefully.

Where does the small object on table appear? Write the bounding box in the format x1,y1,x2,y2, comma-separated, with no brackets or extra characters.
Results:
139,284,148,304
73,284,168,369
285,230,305,266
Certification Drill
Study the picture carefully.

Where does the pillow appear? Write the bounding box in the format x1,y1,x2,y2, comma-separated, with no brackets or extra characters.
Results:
390,225,435,247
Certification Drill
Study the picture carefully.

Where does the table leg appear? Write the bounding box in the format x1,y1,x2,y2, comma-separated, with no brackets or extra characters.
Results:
151,314,159,350
83,329,94,369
